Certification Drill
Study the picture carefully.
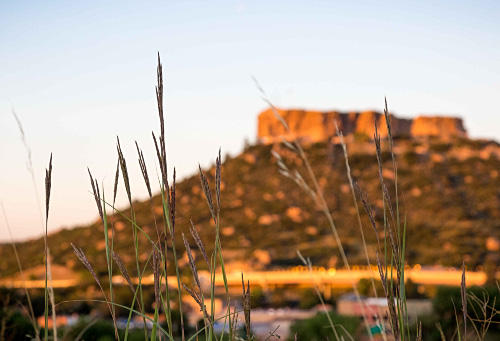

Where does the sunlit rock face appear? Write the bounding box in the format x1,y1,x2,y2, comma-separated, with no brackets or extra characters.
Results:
411,116,467,138
257,108,467,143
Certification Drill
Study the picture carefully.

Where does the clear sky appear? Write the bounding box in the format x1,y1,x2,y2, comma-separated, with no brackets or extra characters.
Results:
1,1,499,241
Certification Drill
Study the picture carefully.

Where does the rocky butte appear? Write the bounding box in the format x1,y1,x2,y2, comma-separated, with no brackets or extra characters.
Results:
257,108,467,143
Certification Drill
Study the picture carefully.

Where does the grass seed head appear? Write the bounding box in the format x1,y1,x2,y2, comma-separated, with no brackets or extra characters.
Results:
136,141,153,199
71,243,103,291
44,153,53,221
112,252,135,294
113,158,120,205
182,232,202,292
116,137,132,207
87,168,104,224
155,54,169,195
190,220,210,271
181,283,208,319
356,182,381,249
199,165,216,225
241,272,251,339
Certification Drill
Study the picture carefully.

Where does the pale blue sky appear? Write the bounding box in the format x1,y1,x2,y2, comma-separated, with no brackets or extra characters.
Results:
1,1,499,241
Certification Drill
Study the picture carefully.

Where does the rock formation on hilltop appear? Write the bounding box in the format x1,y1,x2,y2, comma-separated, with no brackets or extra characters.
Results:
258,108,467,143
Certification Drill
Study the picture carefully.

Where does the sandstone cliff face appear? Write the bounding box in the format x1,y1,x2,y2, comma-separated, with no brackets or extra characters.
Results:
257,108,467,143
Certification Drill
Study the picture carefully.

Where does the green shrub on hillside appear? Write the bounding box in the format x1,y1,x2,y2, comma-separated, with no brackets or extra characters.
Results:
289,312,360,341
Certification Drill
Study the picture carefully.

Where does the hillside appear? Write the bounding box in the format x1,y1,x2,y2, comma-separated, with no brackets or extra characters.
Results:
2,133,500,280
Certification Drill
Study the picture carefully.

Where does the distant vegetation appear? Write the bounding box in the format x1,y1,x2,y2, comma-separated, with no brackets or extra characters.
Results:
2,136,500,278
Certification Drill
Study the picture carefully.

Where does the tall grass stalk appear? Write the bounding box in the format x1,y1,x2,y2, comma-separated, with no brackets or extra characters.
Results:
256,79,374,340
363,102,414,341
153,53,188,341
297,251,342,341
44,154,53,341
63,54,242,341
11,109,51,341
102,189,119,339
87,169,119,338
198,152,233,340
46,248,58,340
335,122,388,340
117,137,149,339
12,109,45,233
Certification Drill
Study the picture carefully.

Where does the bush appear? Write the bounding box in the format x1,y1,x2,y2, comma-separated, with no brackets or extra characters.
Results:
289,312,360,340
0,310,36,340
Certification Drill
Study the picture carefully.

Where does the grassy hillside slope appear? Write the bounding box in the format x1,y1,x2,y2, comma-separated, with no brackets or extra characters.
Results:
2,136,500,279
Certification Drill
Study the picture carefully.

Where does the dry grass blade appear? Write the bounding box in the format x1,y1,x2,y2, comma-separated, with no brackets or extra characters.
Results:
190,220,210,271
117,136,132,207
182,233,202,292
199,165,216,224
12,108,45,232
12,109,32,171
416,321,422,341
241,272,251,340
253,77,289,131
87,168,104,224
112,252,135,294
436,322,446,341
461,262,467,339
281,136,297,152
